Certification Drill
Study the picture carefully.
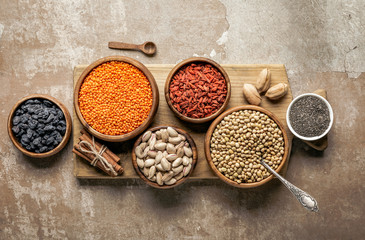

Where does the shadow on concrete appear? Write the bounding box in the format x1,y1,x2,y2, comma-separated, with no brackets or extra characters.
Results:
77,176,283,211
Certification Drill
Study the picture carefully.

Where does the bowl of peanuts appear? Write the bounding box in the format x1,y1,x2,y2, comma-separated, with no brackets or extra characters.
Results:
132,126,197,189
204,105,289,188
164,57,231,124
74,56,159,142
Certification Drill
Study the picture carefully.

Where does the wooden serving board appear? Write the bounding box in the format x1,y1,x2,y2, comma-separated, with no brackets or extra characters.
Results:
73,64,293,179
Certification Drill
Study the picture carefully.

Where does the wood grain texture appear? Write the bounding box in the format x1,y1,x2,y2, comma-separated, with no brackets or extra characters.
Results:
73,64,294,179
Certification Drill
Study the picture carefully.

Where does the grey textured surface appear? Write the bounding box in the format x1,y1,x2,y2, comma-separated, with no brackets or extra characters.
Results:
1,1,364,239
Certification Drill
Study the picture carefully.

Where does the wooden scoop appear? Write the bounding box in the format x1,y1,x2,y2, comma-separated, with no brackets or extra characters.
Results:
108,41,156,55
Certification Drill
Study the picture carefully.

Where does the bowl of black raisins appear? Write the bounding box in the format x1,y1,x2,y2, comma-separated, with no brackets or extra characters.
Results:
7,94,72,158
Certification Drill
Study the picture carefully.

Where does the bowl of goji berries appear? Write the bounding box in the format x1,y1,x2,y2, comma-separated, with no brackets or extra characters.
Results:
165,57,231,123
74,56,159,142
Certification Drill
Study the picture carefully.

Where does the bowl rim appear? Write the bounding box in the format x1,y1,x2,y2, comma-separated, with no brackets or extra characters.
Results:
74,55,159,142
7,94,72,158
286,93,333,141
131,125,198,189
204,105,290,188
164,57,231,124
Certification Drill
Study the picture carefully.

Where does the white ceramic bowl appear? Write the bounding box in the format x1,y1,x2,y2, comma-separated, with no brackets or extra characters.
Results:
286,93,333,141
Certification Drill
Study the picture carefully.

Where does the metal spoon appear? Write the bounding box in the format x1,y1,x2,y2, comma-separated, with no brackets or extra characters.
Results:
108,41,157,55
260,159,319,212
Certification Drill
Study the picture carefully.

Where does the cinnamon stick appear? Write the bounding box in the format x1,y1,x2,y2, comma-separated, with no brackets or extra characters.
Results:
79,134,118,168
72,148,114,176
75,143,123,175
80,129,120,163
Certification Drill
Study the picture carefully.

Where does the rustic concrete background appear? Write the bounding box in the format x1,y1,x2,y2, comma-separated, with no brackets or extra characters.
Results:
1,0,364,239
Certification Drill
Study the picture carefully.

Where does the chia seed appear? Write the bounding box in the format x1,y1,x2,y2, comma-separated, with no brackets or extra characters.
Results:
289,95,330,137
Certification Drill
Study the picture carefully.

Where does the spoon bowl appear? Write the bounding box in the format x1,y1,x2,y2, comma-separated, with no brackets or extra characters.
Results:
141,41,157,55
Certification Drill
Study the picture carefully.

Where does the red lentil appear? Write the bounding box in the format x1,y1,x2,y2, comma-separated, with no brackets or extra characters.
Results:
169,63,227,118
79,61,152,135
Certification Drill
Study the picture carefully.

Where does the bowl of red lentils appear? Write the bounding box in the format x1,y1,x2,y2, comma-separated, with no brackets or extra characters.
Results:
74,56,159,142
165,57,231,124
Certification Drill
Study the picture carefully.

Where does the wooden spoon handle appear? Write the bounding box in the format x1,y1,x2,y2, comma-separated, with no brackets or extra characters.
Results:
108,42,140,51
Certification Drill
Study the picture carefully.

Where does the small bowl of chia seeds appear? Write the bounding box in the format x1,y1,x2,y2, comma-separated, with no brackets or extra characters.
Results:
7,94,72,158
286,93,333,141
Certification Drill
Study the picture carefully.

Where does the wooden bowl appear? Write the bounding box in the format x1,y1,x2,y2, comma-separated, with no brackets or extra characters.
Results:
7,94,72,158
74,56,159,142
132,126,198,189
164,57,231,123
204,105,289,188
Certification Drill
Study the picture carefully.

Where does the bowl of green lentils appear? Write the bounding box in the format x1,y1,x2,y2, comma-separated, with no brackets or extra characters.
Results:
204,105,289,188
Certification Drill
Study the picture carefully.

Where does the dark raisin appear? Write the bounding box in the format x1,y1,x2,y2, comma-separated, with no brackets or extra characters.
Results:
25,99,35,105
39,146,48,153
56,109,64,119
60,126,66,135
28,119,38,129
43,134,49,140
56,125,66,135
21,135,30,145
43,100,53,107
20,115,29,123
46,113,55,123
38,118,45,124
28,106,36,114
12,126,20,134
42,110,50,119
26,129,34,139
15,109,24,116
41,139,46,145
55,131,63,142
12,116,21,125
33,137,42,146
36,128,45,135
52,118,59,126
44,125,55,131
25,145,32,151
50,109,57,115
52,131,62,142
35,107,43,114
31,114,39,120
18,123,28,130
23,104,30,111
34,99,41,104
59,120,66,126
16,129,25,137
29,142,35,150
46,136,55,146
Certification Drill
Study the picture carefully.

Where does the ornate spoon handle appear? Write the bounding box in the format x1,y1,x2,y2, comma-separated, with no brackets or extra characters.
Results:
260,160,319,212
